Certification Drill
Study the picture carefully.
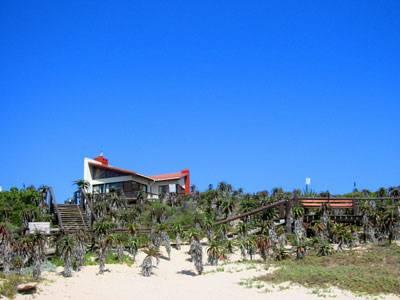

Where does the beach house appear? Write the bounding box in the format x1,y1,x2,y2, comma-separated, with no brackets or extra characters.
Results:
83,154,190,199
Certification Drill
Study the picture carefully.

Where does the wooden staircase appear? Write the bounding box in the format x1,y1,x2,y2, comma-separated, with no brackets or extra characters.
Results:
56,204,88,232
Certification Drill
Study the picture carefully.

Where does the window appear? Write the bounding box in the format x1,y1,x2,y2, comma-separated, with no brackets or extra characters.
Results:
159,185,169,194
93,181,147,196
106,182,123,193
93,184,104,193
91,166,126,179
105,181,147,196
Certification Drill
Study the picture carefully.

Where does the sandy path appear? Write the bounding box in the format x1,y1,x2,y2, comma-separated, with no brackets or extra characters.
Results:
16,245,399,300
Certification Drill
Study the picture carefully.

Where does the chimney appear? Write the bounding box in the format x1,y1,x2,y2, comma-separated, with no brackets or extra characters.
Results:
181,169,190,195
94,153,109,165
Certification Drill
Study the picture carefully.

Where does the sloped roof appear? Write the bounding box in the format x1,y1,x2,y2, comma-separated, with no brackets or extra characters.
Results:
88,162,154,181
149,172,186,181
89,160,188,182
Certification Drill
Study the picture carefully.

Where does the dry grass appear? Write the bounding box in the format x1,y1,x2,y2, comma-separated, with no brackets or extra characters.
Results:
257,243,400,296
0,273,35,299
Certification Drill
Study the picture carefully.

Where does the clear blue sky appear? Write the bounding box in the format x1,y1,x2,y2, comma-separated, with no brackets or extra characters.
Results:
1,1,399,201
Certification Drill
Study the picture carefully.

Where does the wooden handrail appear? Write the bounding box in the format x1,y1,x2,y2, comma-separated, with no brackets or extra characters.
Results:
214,199,288,225
298,197,400,201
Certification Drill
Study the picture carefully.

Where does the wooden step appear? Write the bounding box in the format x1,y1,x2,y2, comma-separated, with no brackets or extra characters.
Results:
56,204,88,232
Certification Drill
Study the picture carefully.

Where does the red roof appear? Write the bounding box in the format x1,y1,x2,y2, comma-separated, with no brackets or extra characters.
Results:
149,172,186,181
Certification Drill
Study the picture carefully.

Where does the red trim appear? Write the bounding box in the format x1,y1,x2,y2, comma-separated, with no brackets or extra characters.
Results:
181,169,190,195
149,172,184,181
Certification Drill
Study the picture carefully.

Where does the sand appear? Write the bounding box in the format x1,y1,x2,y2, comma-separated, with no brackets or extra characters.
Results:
15,245,400,300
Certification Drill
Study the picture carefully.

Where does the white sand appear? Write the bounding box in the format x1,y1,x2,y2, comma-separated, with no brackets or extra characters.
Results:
16,245,399,300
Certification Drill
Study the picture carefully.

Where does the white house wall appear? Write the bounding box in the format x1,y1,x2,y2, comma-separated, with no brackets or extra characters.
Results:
151,178,185,194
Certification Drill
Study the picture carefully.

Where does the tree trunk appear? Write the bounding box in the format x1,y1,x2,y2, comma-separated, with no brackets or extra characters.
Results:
3,241,12,275
64,255,72,277
32,255,41,280
98,247,106,274
285,201,293,233
175,234,181,250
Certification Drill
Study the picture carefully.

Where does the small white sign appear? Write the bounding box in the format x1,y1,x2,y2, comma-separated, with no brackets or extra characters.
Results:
29,222,50,234
305,177,311,185
169,184,176,193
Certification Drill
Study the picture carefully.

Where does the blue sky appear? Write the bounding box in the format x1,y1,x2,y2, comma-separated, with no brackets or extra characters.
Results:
1,1,399,201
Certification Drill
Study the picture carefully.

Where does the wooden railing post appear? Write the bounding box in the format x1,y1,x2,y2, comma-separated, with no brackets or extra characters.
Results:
285,196,294,233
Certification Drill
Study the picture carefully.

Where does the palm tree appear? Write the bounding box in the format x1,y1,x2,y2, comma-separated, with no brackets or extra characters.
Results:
141,247,160,277
237,221,248,238
20,207,37,233
377,187,387,198
244,237,256,260
127,222,138,236
172,223,183,250
276,226,286,247
271,187,285,200
331,223,352,251
74,230,87,271
256,235,270,262
127,237,138,261
150,202,171,224
221,198,235,218
382,205,398,244
319,204,330,239
293,238,306,259
185,228,202,244
316,239,333,256
311,221,326,239
193,213,204,230
0,223,13,275
236,238,247,260
274,246,290,261
12,235,30,274
93,218,114,274
11,255,24,275
360,201,377,243
202,216,214,242
207,240,224,265
159,230,171,260
73,179,90,192
111,233,127,262
58,234,76,277
217,182,233,196
28,232,46,280
224,239,235,255
292,205,304,220
260,207,278,222
191,238,203,275
389,187,400,198
216,223,229,240
188,231,204,274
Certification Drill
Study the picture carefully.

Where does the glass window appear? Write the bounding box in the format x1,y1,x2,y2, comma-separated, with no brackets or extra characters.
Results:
91,166,126,179
159,185,169,194
93,184,104,193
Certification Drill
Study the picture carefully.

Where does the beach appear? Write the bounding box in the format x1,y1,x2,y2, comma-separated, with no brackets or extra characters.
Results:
15,245,399,300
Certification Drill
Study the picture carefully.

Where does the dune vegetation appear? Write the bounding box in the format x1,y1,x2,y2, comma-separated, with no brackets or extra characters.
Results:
1,183,400,298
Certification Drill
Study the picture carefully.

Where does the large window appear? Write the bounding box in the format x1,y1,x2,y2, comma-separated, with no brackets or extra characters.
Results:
158,184,184,194
159,185,169,194
93,184,105,194
93,181,147,196
91,166,126,179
